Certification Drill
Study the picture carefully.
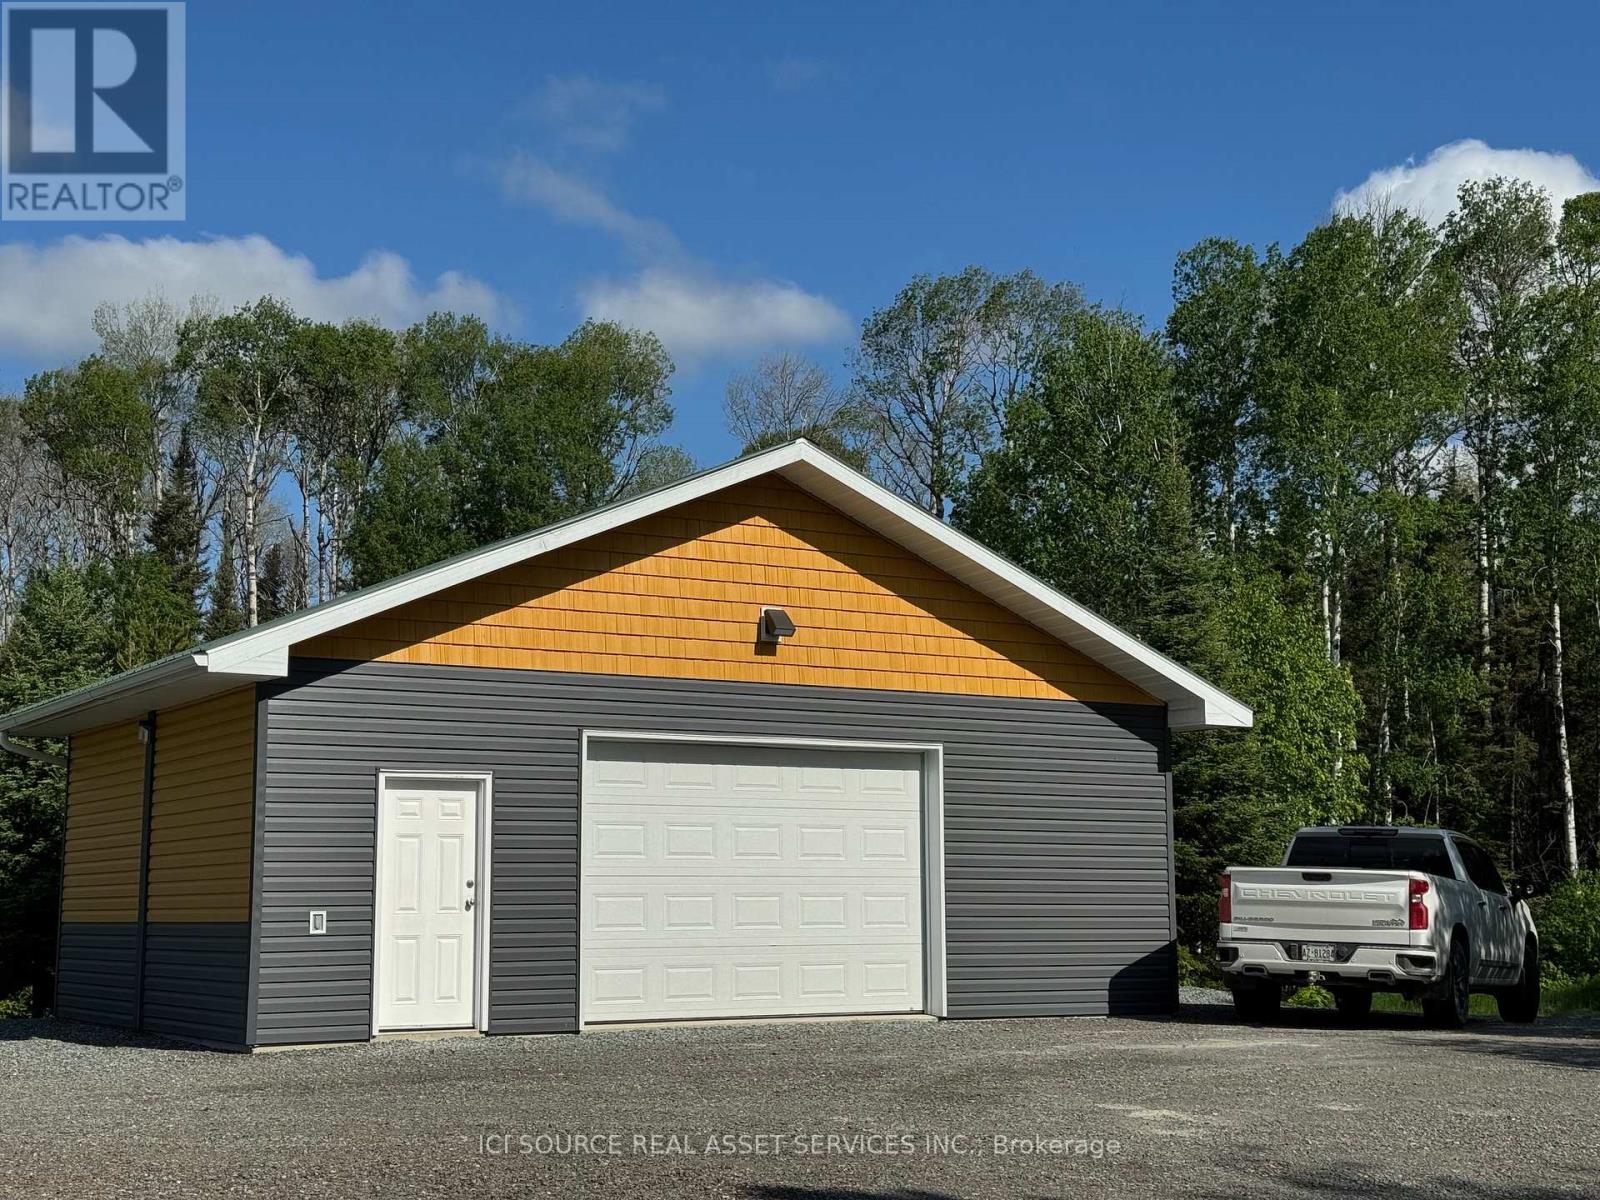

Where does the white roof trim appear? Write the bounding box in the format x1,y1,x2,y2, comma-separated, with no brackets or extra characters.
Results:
2,440,1250,736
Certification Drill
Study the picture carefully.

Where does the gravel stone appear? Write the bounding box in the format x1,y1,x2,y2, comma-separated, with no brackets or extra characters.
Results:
2,1004,1596,1199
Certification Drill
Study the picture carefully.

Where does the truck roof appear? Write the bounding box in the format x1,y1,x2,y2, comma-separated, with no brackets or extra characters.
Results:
1292,825,1462,839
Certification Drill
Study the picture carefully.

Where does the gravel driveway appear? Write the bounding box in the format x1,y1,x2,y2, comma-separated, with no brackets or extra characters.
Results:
2,999,1596,1200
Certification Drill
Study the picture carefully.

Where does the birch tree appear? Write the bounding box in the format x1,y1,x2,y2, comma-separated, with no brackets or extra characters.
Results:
1440,180,1554,672
850,267,1079,516
180,298,302,627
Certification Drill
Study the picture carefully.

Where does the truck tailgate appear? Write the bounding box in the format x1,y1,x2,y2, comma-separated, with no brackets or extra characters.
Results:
1228,867,1415,945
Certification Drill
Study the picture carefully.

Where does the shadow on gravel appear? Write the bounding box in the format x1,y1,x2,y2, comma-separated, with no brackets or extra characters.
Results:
0,1017,220,1053
1198,1164,1596,1199
743,1189,977,1200
1171,1003,1433,1032
1438,1022,1600,1071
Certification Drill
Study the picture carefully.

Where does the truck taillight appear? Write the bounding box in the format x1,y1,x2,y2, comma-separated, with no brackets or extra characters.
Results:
1218,873,1232,924
1408,877,1429,930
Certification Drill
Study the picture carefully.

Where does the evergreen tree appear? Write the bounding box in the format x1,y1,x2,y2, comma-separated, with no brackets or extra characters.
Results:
0,567,113,1009
144,425,206,641
257,540,294,622
205,518,246,640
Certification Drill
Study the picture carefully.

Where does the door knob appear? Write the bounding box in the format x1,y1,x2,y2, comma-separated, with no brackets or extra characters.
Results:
465,897,475,911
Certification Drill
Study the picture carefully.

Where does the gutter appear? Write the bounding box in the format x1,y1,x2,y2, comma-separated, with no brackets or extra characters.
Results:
0,729,66,766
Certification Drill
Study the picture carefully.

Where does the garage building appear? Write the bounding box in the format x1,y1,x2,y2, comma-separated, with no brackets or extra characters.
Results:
0,440,1249,1049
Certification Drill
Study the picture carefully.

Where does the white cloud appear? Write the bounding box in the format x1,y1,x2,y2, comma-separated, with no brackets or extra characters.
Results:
1335,139,1600,224
498,154,680,258
0,234,507,360
496,72,849,360
522,74,665,153
580,267,850,358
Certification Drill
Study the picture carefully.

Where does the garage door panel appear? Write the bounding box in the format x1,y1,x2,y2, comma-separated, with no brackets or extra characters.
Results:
584,884,922,943
584,944,923,1021
582,740,926,1023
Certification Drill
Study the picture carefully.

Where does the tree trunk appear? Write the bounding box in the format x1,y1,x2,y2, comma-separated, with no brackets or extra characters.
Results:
243,431,260,628
1552,585,1579,876
299,465,314,608
1477,512,1492,672
1320,532,1333,662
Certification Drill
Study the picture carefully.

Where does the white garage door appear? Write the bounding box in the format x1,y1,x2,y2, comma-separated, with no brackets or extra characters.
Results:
582,739,925,1023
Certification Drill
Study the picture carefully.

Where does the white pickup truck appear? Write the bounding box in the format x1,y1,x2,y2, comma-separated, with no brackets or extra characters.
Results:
1216,826,1539,1028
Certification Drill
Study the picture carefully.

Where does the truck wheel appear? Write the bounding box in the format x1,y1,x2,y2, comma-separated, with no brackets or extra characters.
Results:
1423,937,1470,1029
1497,940,1540,1024
1230,979,1281,1023
1333,990,1372,1021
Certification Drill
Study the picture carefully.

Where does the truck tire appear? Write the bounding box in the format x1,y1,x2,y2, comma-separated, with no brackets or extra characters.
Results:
1423,936,1470,1029
1230,979,1281,1023
1496,940,1539,1024
1333,989,1372,1021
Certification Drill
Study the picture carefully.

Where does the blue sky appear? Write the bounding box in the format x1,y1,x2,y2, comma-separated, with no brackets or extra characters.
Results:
3,0,1599,464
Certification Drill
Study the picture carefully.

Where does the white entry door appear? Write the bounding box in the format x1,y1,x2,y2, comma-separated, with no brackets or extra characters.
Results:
376,776,480,1031
582,740,925,1024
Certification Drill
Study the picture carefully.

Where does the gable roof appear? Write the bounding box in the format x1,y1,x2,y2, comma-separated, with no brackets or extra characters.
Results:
0,439,1252,738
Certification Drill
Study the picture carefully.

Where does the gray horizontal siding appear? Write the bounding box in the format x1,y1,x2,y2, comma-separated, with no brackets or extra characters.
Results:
256,659,1172,1045
56,923,139,1028
54,922,249,1045
142,923,249,1045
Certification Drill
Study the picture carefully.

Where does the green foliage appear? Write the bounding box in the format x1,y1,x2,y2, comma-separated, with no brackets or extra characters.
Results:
0,987,31,1018
1532,871,1600,978
146,425,207,627
955,305,1199,638
102,553,200,671
624,445,698,497
1172,568,1366,948
348,319,674,584
0,567,113,1002
1168,237,1273,549
1177,945,1222,988
1284,984,1335,1009
851,266,1080,513
257,541,294,623
21,356,156,554
205,519,246,640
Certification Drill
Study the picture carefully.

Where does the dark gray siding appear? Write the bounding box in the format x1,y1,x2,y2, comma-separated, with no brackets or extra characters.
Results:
142,923,249,1044
55,922,249,1044
256,658,1173,1045
56,923,139,1027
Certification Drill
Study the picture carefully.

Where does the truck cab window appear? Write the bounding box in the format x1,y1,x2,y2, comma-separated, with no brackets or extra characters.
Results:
1457,842,1506,894
1285,832,1456,879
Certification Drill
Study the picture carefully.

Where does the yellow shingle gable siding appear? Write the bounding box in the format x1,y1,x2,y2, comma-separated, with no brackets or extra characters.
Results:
297,478,1159,706
61,721,146,922
147,687,255,922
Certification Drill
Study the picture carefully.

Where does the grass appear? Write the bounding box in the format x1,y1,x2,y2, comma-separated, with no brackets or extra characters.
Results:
1282,972,1600,1019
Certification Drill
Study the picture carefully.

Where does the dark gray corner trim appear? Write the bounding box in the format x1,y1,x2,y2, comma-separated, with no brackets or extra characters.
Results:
133,709,157,1031
244,685,270,1047
1164,770,1177,944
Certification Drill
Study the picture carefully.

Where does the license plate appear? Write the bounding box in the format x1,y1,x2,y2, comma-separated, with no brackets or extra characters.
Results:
1301,943,1339,963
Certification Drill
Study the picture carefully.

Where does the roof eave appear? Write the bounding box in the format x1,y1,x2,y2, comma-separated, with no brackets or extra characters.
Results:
2,649,288,739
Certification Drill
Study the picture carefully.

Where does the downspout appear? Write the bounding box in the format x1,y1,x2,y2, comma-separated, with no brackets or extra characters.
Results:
0,730,67,766
134,712,157,1032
